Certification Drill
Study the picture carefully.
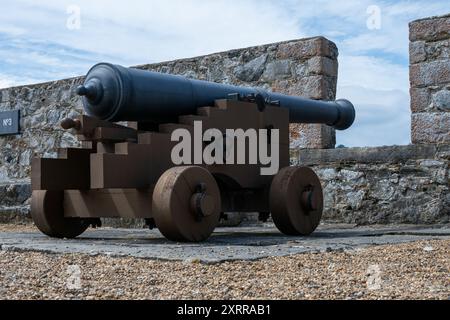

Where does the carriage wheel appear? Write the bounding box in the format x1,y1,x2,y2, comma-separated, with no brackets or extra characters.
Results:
270,166,323,236
31,190,90,238
152,166,221,242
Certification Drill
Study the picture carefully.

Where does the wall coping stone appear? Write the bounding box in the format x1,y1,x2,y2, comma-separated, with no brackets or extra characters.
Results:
293,143,450,165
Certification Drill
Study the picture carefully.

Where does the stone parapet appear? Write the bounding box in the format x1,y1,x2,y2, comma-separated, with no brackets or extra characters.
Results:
294,144,449,224
409,14,450,144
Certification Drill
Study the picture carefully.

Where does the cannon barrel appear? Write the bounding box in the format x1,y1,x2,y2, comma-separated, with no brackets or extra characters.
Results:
77,63,355,130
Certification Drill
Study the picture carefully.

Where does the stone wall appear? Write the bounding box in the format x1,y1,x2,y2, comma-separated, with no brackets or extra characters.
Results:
0,37,338,220
409,14,450,144
292,144,449,224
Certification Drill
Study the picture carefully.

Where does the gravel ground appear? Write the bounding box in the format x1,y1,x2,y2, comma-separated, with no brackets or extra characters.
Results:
0,223,36,232
0,237,448,300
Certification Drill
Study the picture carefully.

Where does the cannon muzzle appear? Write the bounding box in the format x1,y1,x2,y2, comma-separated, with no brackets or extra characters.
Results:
78,63,355,130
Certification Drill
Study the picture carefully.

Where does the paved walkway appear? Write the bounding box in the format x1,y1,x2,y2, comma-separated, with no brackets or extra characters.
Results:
0,224,448,263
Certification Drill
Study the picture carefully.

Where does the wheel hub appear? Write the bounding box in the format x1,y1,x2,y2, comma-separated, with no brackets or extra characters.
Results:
190,183,216,220
300,186,318,212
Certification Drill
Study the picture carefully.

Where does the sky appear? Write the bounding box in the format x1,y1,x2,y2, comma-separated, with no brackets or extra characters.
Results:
0,0,449,147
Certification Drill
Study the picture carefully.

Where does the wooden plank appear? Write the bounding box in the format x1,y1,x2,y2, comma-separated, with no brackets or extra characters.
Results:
31,148,93,190
90,139,175,189
78,115,133,134
93,126,137,142
76,115,137,142
64,189,153,218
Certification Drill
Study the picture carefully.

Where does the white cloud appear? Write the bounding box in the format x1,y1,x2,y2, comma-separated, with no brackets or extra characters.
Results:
337,86,411,147
0,25,27,36
337,55,409,92
0,0,448,147
290,0,450,58
0,0,302,65
0,75,18,89
340,33,407,57
335,54,412,146
0,79,15,89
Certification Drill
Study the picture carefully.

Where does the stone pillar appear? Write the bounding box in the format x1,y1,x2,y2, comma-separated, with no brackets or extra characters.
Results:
139,37,338,149
270,37,338,149
409,14,450,144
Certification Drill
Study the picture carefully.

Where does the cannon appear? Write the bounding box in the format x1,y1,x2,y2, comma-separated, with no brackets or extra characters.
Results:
31,63,355,242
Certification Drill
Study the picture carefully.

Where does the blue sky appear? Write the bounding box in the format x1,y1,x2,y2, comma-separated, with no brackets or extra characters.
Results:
0,0,449,147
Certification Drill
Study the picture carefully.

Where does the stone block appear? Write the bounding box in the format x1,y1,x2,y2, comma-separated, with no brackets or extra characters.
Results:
276,37,338,61
290,123,336,149
411,112,450,144
261,59,293,81
410,87,431,113
234,54,267,82
283,75,329,99
292,76,328,99
409,14,450,42
431,89,450,111
424,39,450,62
409,41,427,64
293,144,439,166
410,60,450,87
306,56,338,77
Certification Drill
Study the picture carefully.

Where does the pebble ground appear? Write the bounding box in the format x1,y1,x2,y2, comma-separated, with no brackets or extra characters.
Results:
0,225,448,300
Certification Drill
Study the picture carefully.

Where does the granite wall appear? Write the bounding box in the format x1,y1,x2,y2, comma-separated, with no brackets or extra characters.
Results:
409,14,450,144
0,37,338,221
292,144,449,224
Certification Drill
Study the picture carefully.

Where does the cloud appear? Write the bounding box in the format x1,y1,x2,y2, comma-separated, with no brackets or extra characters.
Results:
337,55,409,92
0,0,304,86
0,0,302,65
0,0,449,147
0,75,17,89
335,54,412,147
336,86,411,147
284,0,449,59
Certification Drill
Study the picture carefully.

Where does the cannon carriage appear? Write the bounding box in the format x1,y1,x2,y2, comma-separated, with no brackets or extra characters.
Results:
31,63,355,242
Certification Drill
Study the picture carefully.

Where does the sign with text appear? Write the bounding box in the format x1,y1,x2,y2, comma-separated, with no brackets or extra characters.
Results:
0,110,20,135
